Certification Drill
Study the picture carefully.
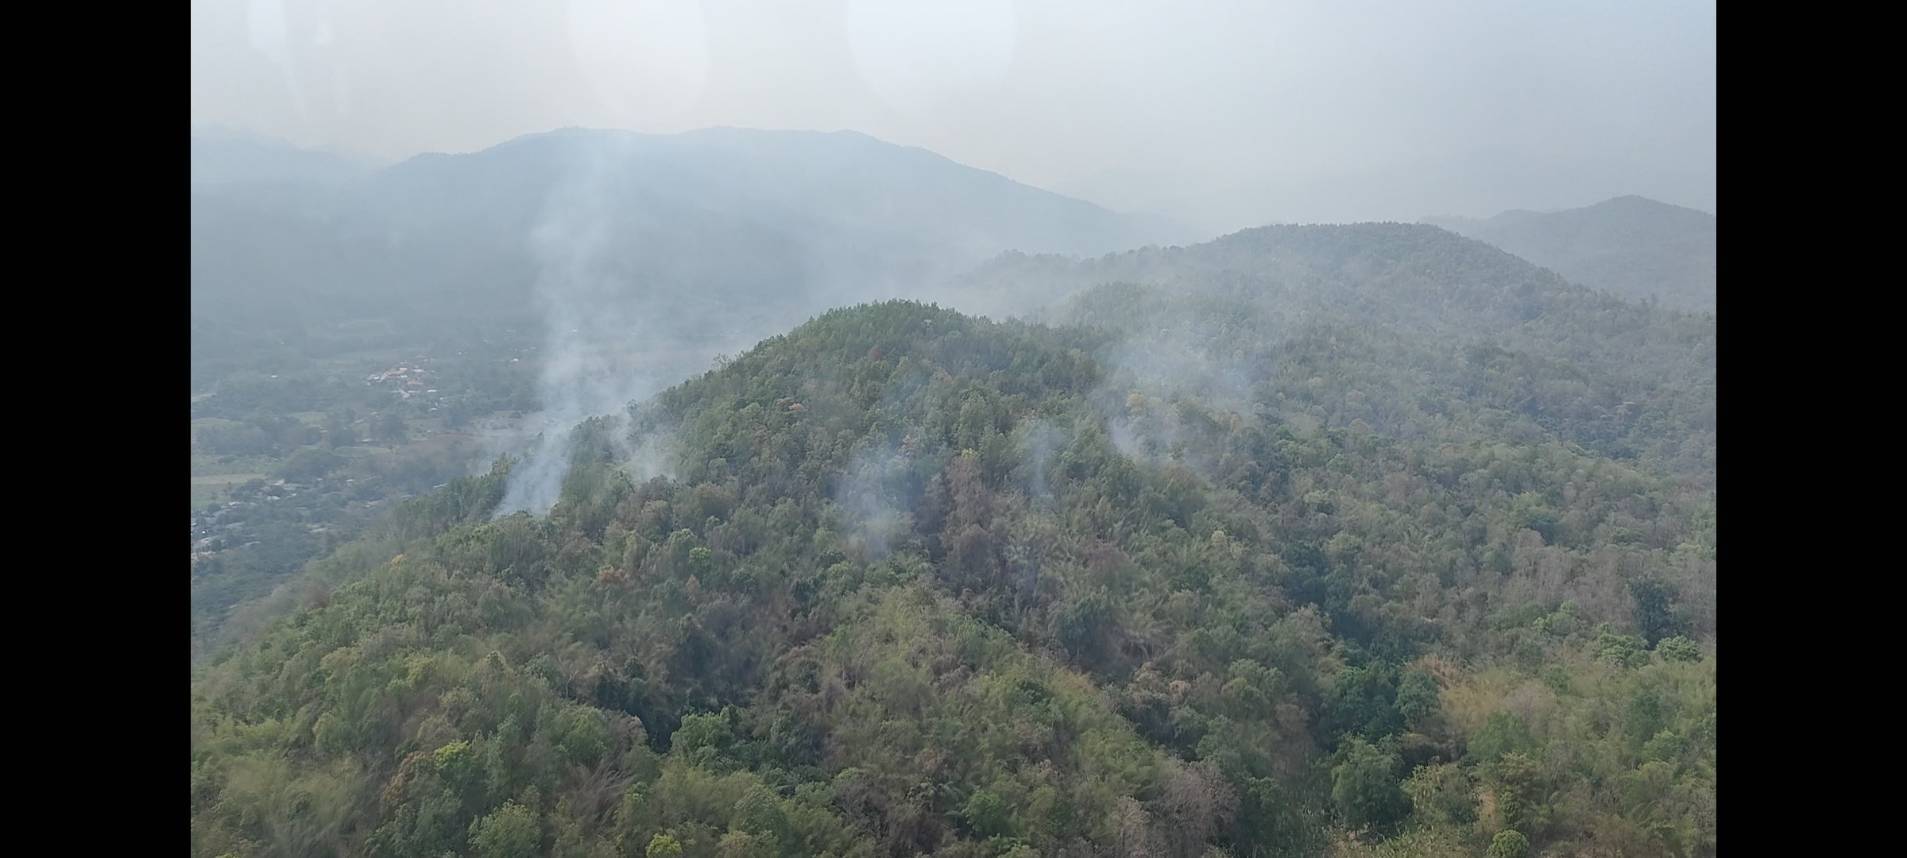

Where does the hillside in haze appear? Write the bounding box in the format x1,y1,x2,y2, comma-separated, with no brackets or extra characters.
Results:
190,4,1718,853
188,127,1195,655
1422,197,1716,312
194,224,1714,857
191,127,1190,364
190,125,380,189
962,223,1715,481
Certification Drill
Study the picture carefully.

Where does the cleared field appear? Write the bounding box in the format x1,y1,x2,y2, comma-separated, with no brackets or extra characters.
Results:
191,450,282,474
190,472,266,510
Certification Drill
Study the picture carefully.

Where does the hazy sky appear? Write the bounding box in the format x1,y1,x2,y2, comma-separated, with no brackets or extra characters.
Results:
192,0,1715,234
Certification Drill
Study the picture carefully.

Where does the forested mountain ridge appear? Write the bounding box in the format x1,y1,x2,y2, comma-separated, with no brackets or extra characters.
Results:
966,223,1715,483
193,297,1714,857
1422,197,1716,312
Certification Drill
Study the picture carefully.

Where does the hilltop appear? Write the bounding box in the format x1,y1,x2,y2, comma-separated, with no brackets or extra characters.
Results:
1423,196,1716,312
193,296,1714,857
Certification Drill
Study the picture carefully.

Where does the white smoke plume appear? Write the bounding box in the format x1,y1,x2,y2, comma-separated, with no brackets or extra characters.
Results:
832,436,916,562
496,136,687,514
1015,418,1065,508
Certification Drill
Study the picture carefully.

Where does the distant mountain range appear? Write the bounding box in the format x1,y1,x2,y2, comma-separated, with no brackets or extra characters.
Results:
1423,196,1715,312
189,126,381,188
191,127,1194,353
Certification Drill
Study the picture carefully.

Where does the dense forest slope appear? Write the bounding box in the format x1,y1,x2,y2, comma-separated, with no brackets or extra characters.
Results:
1422,197,1715,312
194,293,1714,856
